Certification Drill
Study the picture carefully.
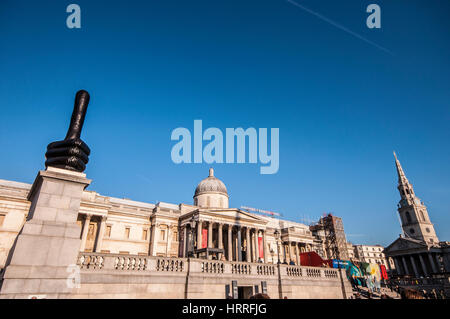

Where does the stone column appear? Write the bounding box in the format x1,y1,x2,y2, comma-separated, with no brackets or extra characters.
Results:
418,254,428,276
434,254,442,272
0,167,91,298
197,220,203,250
393,257,402,275
80,214,92,252
262,230,267,263
227,225,233,261
95,216,107,253
401,256,410,275
254,229,260,262
166,225,172,257
150,222,160,256
410,255,419,277
428,253,438,273
237,226,242,262
295,243,300,265
208,222,213,248
182,226,187,257
246,227,251,262
218,223,223,249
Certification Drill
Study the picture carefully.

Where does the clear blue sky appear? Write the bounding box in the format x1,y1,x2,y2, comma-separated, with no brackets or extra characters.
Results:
1,0,449,246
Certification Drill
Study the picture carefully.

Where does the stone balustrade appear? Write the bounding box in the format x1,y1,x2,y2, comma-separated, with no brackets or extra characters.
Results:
77,252,341,281
201,261,224,274
71,252,353,298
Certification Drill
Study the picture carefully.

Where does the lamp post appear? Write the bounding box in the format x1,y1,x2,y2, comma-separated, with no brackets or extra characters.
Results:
274,230,284,298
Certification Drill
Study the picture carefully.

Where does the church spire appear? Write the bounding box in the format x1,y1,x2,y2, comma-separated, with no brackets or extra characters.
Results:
393,152,439,244
394,151,409,185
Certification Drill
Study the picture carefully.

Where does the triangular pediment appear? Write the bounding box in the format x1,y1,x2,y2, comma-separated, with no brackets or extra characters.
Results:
384,237,428,254
197,208,267,227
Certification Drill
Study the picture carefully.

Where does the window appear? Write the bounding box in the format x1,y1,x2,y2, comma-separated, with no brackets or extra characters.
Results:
105,225,112,237
125,227,130,239
405,211,412,223
142,229,148,240
426,228,430,233
160,229,166,241
173,231,178,241
0,213,6,227
421,211,426,222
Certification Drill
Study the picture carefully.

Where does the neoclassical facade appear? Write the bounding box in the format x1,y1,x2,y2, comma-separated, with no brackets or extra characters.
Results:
0,168,321,271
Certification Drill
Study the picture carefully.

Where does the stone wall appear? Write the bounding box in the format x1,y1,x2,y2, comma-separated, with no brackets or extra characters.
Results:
36,253,353,299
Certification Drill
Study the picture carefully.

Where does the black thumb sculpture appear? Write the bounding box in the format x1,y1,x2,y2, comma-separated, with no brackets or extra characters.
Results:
45,90,91,172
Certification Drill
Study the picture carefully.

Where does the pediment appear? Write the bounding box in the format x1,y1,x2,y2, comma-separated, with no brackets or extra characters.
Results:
384,237,428,254
198,208,267,227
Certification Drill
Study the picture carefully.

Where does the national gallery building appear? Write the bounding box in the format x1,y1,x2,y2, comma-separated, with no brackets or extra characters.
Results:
0,167,319,268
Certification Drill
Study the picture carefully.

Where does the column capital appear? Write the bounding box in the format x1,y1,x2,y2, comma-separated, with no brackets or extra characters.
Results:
85,213,93,220
100,215,107,221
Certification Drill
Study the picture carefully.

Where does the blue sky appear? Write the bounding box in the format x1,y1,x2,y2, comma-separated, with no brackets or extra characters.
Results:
0,0,449,246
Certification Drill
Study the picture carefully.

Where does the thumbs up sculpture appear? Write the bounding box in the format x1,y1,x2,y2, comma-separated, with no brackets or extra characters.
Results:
45,90,91,172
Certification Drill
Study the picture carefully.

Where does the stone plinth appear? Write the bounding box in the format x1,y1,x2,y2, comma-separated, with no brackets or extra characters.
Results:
0,167,90,298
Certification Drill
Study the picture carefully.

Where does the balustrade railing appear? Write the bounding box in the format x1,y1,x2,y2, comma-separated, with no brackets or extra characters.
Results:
201,261,224,274
231,262,252,275
305,267,322,278
257,264,276,276
114,256,148,271
77,252,346,283
156,258,184,272
78,253,104,270
286,266,302,277
324,269,338,278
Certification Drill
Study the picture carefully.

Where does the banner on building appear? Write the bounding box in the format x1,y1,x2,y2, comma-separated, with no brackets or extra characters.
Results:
258,236,263,258
202,229,208,248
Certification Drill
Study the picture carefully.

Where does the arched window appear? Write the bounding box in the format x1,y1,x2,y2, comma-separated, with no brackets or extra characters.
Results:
420,211,426,222
406,189,410,194
405,211,412,223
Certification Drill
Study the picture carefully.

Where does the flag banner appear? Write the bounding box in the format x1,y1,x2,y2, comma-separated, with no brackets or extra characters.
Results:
202,229,208,248
258,237,264,258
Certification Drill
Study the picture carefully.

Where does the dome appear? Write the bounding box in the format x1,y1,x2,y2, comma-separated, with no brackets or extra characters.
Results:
194,168,228,198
